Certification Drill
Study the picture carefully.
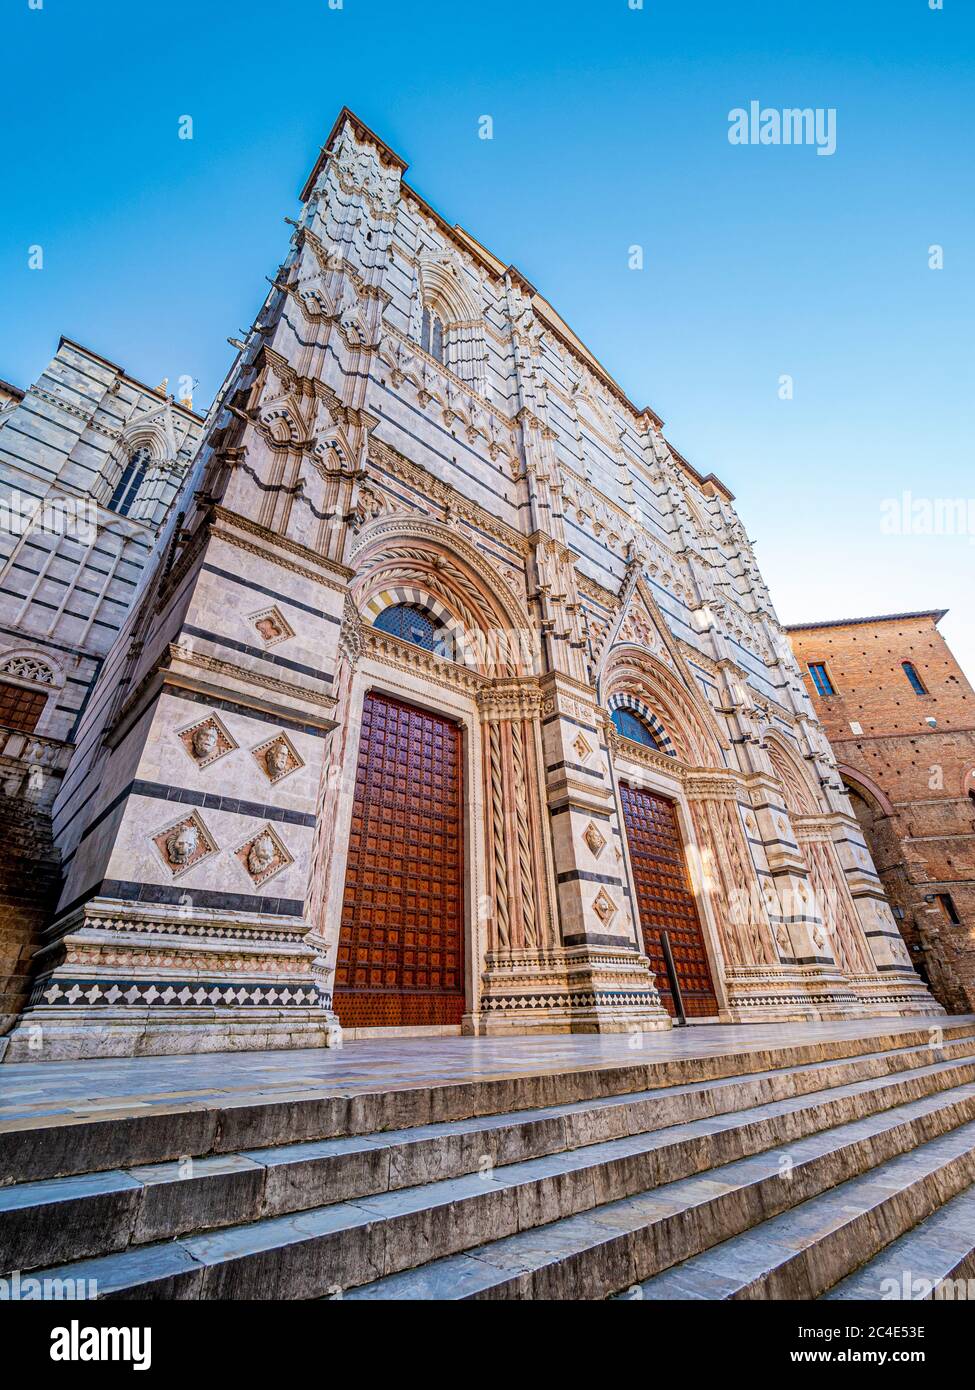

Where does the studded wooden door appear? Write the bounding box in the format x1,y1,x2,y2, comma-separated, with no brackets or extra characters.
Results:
334,692,465,1027
619,782,718,1019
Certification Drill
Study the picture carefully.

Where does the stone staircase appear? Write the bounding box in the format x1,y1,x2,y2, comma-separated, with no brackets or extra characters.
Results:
3,1019,975,1300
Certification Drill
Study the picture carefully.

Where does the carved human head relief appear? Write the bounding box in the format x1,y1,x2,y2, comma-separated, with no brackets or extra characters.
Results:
153,811,218,878
248,605,295,648
252,733,303,785
192,725,218,760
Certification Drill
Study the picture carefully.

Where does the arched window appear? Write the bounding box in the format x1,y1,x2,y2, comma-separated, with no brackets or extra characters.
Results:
109,447,151,516
0,653,58,734
374,602,451,657
611,707,661,750
902,661,928,696
421,307,446,363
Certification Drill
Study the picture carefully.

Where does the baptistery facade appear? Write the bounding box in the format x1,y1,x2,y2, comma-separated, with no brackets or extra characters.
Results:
3,110,937,1060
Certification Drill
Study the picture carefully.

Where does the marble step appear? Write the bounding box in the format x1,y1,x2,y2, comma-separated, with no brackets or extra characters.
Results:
822,1180,975,1300
5,1039,975,1274
341,1089,975,1301
620,1125,975,1299
3,1020,971,1189
21,1076,975,1300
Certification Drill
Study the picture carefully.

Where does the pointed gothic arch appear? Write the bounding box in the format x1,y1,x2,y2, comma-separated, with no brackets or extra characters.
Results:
602,644,728,767
607,692,676,757
416,254,487,394
102,408,179,519
350,516,534,678
361,585,478,668
764,730,822,816
835,763,896,819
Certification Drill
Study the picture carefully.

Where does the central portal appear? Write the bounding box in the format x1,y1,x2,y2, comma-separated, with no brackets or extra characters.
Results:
619,781,718,1019
335,691,465,1028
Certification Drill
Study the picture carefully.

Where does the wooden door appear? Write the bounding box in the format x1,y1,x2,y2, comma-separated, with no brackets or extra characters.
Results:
619,782,718,1018
335,692,465,1027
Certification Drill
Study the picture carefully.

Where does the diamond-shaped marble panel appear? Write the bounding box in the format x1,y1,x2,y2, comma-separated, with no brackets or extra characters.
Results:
176,712,237,769
152,811,219,879
572,732,593,762
583,821,606,857
592,888,618,928
234,824,294,888
249,605,294,647
252,731,304,785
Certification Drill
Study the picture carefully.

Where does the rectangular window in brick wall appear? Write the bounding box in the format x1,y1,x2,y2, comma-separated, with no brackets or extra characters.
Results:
936,893,961,925
903,661,928,695
0,680,48,733
809,662,836,697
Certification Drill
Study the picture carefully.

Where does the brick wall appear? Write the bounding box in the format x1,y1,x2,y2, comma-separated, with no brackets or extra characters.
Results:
788,613,975,1011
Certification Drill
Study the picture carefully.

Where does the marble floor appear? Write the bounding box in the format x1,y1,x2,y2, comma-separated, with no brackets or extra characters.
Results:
0,1014,964,1128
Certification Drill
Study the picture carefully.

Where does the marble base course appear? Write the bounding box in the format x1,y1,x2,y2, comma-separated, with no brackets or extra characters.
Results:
629,1123,975,1301
9,1058,975,1300
824,1182,975,1300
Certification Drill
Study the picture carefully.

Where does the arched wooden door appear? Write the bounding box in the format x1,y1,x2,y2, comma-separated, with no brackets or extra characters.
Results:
619,781,718,1018
334,692,465,1027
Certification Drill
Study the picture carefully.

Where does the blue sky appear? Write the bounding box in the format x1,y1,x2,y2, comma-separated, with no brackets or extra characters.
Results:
3,0,973,674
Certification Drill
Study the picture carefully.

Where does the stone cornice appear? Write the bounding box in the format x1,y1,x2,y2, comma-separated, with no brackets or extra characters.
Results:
210,506,354,585
362,626,486,696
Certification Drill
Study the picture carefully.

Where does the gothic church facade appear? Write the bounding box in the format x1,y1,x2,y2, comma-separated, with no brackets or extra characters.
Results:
2,110,938,1060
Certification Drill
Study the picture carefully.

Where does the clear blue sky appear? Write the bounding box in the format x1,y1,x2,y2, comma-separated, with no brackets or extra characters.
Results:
3,0,973,674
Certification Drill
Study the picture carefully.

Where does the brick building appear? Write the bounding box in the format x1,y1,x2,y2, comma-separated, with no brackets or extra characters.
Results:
787,611,975,1011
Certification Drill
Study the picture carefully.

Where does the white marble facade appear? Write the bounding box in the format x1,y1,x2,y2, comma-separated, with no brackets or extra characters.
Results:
2,111,938,1061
